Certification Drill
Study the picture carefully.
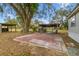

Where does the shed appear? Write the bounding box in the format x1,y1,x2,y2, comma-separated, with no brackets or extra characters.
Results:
39,23,60,33
0,23,16,33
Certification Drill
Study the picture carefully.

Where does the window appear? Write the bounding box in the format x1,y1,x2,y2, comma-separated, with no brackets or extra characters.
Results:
71,15,76,27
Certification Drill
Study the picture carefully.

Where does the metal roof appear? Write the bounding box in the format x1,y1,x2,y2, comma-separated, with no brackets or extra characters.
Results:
0,23,16,26
39,23,60,27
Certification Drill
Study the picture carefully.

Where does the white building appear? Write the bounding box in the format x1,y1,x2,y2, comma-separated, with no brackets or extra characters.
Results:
67,5,79,43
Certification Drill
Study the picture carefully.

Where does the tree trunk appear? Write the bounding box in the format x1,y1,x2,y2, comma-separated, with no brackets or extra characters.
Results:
22,18,31,33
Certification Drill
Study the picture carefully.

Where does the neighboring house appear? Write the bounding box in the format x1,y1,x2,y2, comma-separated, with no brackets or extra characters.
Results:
67,5,79,43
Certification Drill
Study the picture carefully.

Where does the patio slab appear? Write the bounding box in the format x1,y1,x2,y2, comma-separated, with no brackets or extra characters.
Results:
13,33,68,56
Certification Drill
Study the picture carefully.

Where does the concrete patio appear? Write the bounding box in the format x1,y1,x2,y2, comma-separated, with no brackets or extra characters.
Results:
14,33,68,56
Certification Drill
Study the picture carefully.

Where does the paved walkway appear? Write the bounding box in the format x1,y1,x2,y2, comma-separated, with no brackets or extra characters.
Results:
14,33,68,56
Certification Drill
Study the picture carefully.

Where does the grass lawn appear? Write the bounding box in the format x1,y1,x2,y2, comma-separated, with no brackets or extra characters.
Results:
0,32,32,56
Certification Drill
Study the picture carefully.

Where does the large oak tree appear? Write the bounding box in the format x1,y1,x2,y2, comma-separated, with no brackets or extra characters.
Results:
9,3,38,33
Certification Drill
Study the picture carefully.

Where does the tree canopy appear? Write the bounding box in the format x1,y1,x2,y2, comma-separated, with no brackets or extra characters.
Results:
0,3,77,33
8,3,39,33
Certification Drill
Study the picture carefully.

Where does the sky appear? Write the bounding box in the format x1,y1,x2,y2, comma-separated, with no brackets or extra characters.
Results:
0,3,76,23
33,3,76,24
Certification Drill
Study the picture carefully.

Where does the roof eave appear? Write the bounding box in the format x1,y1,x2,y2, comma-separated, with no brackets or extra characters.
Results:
67,6,79,19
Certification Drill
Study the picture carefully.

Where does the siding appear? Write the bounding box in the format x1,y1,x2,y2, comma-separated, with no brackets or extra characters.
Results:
76,12,79,34
68,12,79,43
68,12,79,34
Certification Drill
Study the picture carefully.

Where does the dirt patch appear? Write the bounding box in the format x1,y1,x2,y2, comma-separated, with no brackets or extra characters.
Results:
0,32,31,56
59,33,79,56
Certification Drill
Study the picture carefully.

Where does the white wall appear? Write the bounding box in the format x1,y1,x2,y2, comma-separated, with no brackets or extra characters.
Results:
68,32,79,43
68,12,79,43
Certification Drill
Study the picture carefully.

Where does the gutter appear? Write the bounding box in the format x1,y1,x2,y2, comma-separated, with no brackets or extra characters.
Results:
67,5,79,19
